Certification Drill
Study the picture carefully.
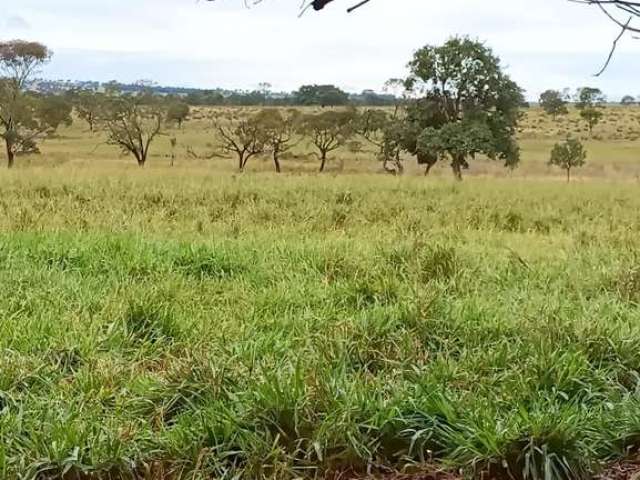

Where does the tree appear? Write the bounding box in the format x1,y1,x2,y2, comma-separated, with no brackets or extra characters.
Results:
539,90,568,118
166,101,190,129
580,108,603,137
402,37,523,180
621,95,636,106
0,40,53,168
254,108,298,173
37,95,73,133
0,83,54,168
549,137,587,182
74,90,103,132
294,85,350,107
216,116,267,172
576,87,605,137
357,109,405,174
576,87,606,109
258,82,272,105
0,40,52,89
298,110,355,172
169,136,177,167
102,96,164,167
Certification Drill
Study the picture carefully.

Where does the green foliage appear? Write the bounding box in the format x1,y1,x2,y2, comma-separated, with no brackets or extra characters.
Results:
253,108,299,172
620,95,636,106
102,95,165,166
215,114,269,172
294,84,350,107
579,107,603,136
402,36,523,179
357,109,405,174
73,90,103,132
298,109,356,171
166,101,190,128
549,137,587,182
37,94,73,132
0,40,54,167
0,40,52,89
539,90,569,118
575,87,605,110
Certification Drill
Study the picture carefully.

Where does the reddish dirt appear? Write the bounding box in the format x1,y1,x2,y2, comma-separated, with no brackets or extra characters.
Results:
597,454,640,480
325,465,460,480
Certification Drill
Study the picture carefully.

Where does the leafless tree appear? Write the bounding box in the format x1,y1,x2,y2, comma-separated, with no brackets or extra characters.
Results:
572,1,639,74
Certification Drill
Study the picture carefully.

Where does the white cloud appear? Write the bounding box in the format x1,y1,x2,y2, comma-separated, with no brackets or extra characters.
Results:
3,0,640,98
5,15,31,30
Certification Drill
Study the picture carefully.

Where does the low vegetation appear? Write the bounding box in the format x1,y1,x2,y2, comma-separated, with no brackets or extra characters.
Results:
1,173,640,479
2,31,640,480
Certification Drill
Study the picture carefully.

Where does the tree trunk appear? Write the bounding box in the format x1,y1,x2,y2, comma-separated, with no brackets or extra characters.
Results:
273,153,281,173
566,167,571,183
238,154,245,172
319,152,327,172
382,159,397,175
241,155,251,172
451,156,464,181
424,162,434,176
5,140,14,169
135,150,146,167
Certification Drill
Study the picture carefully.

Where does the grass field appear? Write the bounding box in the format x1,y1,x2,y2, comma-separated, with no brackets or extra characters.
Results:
1,107,640,479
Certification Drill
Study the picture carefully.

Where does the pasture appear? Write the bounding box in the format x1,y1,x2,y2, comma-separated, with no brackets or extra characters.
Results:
1,106,640,479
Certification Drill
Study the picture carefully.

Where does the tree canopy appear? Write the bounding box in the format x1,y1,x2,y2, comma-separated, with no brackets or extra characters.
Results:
401,37,523,179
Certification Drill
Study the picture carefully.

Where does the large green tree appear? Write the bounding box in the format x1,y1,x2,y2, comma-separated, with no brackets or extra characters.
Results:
539,90,569,119
576,87,605,137
37,94,73,133
401,37,523,179
294,85,350,107
0,40,54,168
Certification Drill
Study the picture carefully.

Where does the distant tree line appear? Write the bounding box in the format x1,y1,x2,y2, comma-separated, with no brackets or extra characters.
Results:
26,79,398,108
1,37,618,182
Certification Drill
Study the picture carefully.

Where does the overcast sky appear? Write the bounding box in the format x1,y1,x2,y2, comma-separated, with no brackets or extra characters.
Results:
2,0,639,99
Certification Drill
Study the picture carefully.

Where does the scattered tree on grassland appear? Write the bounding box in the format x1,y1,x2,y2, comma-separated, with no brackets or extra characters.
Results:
549,137,587,182
166,101,190,129
357,109,405,175
401,37,523,180
215,115,268,172
298,109,356,172
74,90,103,132
576,87,605,137
254,108,299,173
0,40,54,168
102,96,165,167
539,89,569,119
294,84,350,107
169,136,177,167
37,94,73,133
620,95,636,106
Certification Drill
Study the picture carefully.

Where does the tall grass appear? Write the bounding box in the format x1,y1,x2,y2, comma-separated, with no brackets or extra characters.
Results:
1,171,640,478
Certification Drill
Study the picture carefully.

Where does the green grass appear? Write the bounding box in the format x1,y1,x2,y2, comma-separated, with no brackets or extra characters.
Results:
1,105,640,478
1,171,640,479
17,105,640,179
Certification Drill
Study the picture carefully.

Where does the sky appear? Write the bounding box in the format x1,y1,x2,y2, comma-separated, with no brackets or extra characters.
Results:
2,0,639,99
